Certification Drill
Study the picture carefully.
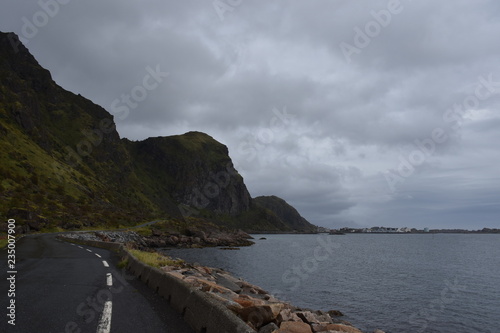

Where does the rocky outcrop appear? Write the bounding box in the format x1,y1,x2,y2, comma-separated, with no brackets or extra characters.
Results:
0,31,314,233
126,132,252,216
275,321,312,333
145,228,254,248
63,228,255,248
155,257,370,333
253,196,316,232
63,231,146,245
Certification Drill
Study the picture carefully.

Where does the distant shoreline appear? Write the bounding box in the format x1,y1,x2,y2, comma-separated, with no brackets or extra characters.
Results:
338,231,500,235
250,230,500,235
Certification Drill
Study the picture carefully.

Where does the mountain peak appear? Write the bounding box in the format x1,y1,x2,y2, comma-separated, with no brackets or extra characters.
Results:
0,31,314,233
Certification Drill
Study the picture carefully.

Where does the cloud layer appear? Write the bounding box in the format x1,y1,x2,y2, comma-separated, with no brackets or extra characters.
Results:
2,0,500,229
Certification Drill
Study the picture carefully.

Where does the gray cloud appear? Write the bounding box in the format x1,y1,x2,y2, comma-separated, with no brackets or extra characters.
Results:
2,0,499,229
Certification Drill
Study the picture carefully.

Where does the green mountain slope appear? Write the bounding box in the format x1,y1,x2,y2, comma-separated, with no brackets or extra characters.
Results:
0,32,315,233
254,196,317,232
0,33,157,230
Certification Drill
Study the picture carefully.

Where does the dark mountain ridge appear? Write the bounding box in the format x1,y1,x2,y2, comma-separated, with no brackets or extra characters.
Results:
0,32,316,233
254,195,317,232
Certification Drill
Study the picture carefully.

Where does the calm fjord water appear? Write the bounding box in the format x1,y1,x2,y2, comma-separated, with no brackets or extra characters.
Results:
164,234,500,333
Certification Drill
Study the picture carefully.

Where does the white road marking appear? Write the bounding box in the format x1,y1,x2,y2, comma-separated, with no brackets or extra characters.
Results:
70,243,75,246
78,246,83,249
102,260,109,267
106,273,113,287
86,249,92,253
95,253,102,258
96,300,112,333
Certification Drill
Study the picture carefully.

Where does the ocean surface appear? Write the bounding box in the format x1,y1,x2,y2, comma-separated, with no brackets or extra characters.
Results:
162,234,500,333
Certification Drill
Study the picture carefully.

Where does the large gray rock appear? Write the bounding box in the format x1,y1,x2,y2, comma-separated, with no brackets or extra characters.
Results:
259,322,279,333
276,321,313,333
216,273,242,293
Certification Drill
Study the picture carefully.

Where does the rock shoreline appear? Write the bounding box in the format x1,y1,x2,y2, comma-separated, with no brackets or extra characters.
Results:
64,231,384,333
144,228,255,248
64,228,254,248
161,263,377,333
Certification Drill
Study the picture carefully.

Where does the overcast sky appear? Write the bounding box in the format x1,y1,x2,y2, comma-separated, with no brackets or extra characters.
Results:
2,0,500,229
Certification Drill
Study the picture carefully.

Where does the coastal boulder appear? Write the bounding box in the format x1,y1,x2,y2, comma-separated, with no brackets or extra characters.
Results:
296,311,322,324
323,324,363,333
237,280,269,295
276,321,313,333
278,308,302,322
313,311,334,323
258,322,279,333
238,303,284,328
328,310,344,317
233,294,267,307
216,273,242,293
184,276,236,296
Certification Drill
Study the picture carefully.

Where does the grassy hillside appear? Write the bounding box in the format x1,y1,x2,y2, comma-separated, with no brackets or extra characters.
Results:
253,195,317,232
0,32,316,234
0,32,163,230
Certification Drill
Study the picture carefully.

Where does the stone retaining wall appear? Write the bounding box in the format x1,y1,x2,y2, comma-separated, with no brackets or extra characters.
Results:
59,236,255,333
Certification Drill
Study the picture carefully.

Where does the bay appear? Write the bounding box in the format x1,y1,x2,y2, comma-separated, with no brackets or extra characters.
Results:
162,233,500,333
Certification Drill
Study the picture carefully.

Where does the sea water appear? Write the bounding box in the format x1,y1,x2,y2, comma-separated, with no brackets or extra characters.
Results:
163,233,500,333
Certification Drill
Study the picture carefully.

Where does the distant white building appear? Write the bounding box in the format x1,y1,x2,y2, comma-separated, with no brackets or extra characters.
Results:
367,226,399,233
366,226,410,233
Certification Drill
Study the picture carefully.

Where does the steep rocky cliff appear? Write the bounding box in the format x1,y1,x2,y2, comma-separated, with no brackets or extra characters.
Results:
0,32,315,233
125,132,251,216
0,32,158,230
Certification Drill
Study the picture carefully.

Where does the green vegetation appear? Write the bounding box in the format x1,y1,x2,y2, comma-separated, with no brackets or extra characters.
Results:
39,226,64,233
132,227,153,237
0,236,8,249
129,249,184,268
117,257,129,269
253,196,317,232
0,32,315,234
129,218,232,237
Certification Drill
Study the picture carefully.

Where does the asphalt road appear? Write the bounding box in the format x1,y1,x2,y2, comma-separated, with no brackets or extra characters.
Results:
0,233,194,333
